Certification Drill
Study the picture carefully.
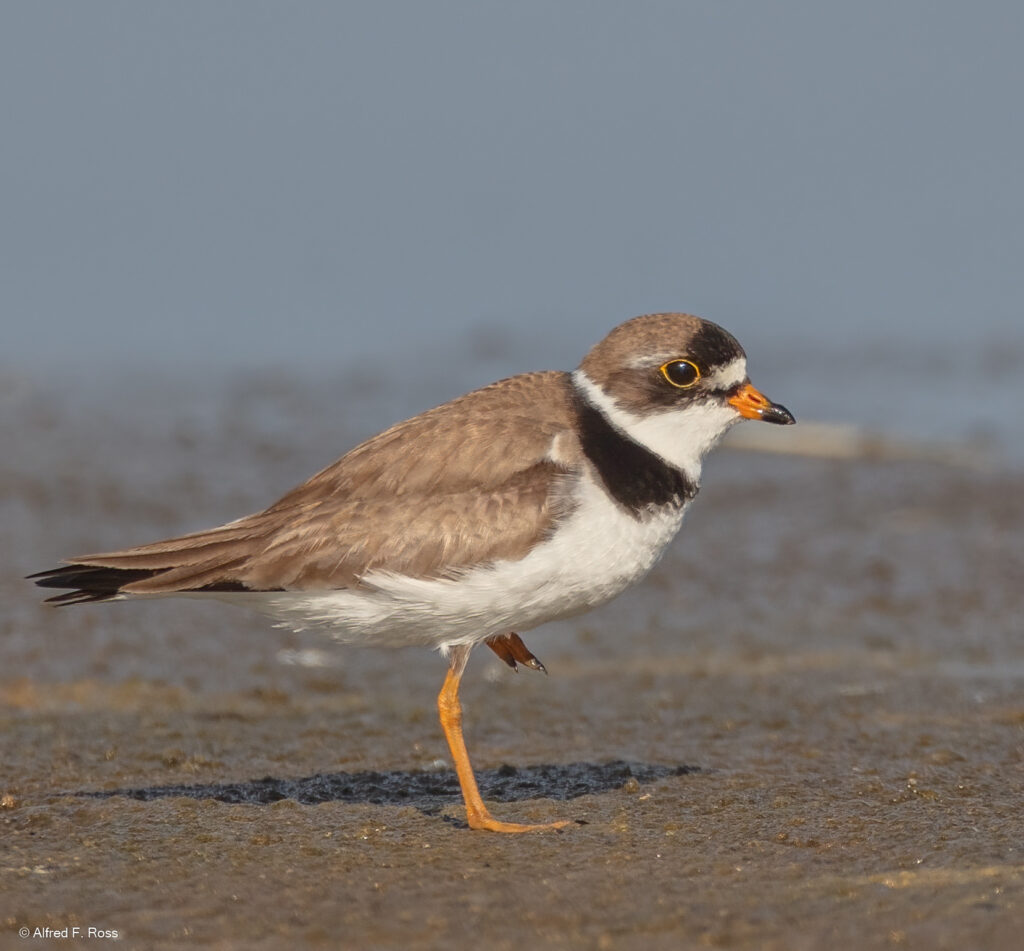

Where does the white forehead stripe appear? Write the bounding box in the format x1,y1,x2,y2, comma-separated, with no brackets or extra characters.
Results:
705,357,748,391
571,369,744,484
624,354,748,391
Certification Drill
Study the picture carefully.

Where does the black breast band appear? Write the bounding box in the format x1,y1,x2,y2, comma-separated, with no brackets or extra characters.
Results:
573,390,697,516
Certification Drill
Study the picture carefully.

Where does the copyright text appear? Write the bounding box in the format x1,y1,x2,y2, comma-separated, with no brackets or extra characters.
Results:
18,927,119,940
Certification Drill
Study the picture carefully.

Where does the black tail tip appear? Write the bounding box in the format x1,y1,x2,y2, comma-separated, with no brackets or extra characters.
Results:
27,564,150,605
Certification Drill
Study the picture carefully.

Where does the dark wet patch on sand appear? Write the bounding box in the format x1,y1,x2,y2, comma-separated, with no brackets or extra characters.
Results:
74,760,697,812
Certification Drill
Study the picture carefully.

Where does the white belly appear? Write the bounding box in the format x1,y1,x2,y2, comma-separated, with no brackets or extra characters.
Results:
216,477,689,653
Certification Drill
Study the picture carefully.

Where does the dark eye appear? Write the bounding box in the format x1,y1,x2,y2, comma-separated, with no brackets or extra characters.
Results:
660,359,701,388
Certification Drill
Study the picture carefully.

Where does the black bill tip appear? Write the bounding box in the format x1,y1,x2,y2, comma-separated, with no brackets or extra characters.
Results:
761,402,796,425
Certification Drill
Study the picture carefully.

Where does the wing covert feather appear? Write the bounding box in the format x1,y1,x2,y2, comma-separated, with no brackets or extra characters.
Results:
71,372,584,593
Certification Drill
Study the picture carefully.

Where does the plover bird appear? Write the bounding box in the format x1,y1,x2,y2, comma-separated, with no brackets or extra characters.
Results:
31,313,794,832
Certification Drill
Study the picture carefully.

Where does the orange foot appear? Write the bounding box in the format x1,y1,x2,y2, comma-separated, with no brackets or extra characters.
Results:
465,809,574,833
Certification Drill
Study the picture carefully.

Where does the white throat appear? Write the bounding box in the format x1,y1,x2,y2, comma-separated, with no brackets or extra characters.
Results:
572,368,741,486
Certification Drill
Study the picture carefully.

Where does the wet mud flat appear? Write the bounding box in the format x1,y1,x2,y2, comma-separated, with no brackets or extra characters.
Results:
2,375,1023,949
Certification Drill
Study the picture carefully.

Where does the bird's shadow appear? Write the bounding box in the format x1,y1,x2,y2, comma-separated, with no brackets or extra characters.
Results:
76,760,698,819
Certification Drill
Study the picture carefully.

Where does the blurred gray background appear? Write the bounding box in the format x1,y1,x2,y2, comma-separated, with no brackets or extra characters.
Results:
2,1,1021,451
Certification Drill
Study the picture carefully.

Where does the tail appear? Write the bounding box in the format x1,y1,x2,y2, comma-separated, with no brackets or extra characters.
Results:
28,564,164,605
28,521,268,605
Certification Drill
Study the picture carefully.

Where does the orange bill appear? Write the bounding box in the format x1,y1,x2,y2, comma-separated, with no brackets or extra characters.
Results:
728,382,795,425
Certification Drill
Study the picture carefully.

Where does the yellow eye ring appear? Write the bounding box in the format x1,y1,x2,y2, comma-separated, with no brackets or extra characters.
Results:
660,359,701,388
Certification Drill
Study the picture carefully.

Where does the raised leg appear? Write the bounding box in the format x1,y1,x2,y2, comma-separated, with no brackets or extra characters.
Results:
485,632,547,673
438,644,570,833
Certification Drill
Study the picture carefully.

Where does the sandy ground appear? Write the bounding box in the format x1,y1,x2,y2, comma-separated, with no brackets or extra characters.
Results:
2,373,1023,949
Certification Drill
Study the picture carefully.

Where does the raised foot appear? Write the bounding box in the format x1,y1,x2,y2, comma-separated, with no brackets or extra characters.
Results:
467,814,575,834
485,632,547,674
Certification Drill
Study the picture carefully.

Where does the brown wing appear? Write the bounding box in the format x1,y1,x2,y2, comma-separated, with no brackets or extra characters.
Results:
33,371,584,600
265,371,578,504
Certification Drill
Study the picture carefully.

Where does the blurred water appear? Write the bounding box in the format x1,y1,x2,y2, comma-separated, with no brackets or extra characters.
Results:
6,314,1019,468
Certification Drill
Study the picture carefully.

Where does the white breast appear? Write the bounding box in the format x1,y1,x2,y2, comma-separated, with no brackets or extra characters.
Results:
225,472,689,653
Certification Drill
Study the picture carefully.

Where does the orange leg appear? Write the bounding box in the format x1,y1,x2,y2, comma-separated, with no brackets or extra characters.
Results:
438,645,571,833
